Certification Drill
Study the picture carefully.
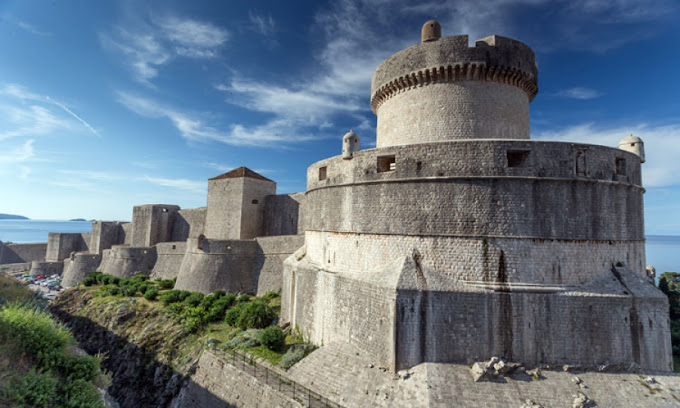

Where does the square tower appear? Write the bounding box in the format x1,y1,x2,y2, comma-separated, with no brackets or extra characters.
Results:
130,204,180,247
205,167,276,240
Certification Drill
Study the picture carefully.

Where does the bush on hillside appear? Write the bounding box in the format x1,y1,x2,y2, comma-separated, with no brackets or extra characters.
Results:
258,326,285,351
236,300,276,330
144,287,159,301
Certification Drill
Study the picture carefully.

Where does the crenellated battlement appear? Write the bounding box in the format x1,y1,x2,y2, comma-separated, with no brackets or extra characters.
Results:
370,34,538,113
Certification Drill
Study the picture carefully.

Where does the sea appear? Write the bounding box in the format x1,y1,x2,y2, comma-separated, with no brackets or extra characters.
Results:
1,219,679,273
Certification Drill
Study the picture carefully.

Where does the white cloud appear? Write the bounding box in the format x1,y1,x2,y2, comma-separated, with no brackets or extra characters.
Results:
0,139,35,165
16,20,51,36
555,87,603,100
249,11,276,36
534,122,680,188
101,15,229,83
143,176,205,194
116,91,318,147
0,83,100,137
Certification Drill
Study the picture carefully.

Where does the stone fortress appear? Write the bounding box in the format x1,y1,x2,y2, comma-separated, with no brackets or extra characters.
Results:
0,20,674,399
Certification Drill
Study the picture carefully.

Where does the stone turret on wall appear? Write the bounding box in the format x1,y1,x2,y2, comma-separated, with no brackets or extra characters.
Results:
204,167,276,240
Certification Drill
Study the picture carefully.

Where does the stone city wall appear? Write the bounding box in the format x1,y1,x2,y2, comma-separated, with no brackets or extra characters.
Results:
150,241,187,280
239,178,278,239
100,245,157,278
170,207,206,241
174,350,303,408
130,204,180,247
29,261,64,277
263,193,306,236
175,238,258,294
305,141,643,241
253,235,305,295
284,255,671,372
46,233,90,262
304,231,645,285
0,242,47,264
62,252,103,287
89,221,126,255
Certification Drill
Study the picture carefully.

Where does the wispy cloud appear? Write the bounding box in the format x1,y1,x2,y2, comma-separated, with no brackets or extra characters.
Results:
0,139,35,180
555,87,603,100
249,11,276,36
15,20,52,36
142,176,205,194
101,15,229,84
0,83,100,137
116,90,319,147
535,122,680,188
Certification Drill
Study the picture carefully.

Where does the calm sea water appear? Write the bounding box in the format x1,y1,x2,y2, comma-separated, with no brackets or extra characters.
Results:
1,220,678,273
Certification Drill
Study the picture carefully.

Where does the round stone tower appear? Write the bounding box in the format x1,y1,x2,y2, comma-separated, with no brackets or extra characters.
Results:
282,22,670,374
371,21,538,147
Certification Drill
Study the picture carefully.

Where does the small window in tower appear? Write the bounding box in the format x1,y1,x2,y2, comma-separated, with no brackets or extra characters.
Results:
172,244,176,250
507,150,530,167
252,199,259,204
319,166,327,180
162,208,168,212
616,158,626,176
377,155,396,173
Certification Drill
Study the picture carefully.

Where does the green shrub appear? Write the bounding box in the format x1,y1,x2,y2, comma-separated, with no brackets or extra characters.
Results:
200,294,217,309
0,304,72,359
183,292,204,308
138,284,149,294
121,286,139,297
213,290,226,298
161,290,183,305
60,378,105,408
82,276,96,287
238,294,252,303
259,326,285,351
8,369,58,407
166,302,184,317
157,279,174,290
132,273,149,282
262,291,279,301
144,287,159,301
236,300,276,330
58,353,100,382
207,295,236,322
225,303,245,327
280,343,315,369
183,306,208,333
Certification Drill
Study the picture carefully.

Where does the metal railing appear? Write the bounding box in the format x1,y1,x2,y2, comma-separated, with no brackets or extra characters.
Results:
220,348,343,408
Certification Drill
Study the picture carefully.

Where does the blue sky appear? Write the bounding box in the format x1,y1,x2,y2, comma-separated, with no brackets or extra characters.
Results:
0,0,679,235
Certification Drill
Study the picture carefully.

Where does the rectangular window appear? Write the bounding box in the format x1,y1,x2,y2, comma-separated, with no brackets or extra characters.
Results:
616,158,626,176
377,155,396,173
319,166,327,180
507,150,530,167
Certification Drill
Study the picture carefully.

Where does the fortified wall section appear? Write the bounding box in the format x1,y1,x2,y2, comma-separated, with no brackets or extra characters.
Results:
371,35,538,147
175,238,258,294
100,245,158,278
150,241,187,280
89,221,128,254
263,193,306,236
305,141,644,241
170,207,206,241
62,253,102,287
253,235,305,295
131,205,180,247
46,233,91,262
0,242,47,264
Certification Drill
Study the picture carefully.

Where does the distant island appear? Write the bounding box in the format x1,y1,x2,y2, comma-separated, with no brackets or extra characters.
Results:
0,213,29,220
69,218,87,222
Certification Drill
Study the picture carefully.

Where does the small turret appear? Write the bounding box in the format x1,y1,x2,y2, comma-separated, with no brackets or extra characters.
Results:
342,130,360,160
618,134,645,163
421,20,441,43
